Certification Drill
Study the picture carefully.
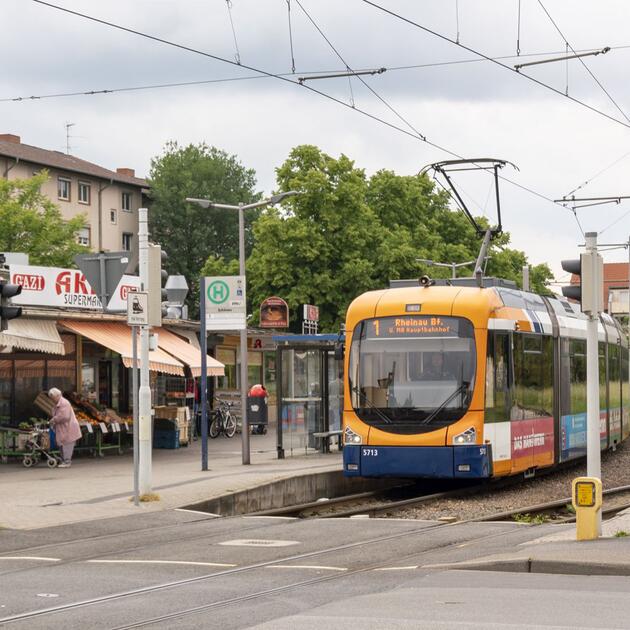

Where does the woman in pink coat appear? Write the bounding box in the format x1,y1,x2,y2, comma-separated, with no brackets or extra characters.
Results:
48,388,82,468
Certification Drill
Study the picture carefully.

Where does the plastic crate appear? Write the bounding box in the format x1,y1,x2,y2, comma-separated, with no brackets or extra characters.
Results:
153,429,180,449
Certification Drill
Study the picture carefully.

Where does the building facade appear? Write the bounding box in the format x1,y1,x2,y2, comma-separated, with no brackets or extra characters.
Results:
0,133,148,253
569,262,630,315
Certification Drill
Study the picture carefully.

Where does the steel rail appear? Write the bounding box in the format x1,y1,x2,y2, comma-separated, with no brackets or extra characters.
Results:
0,509,534,626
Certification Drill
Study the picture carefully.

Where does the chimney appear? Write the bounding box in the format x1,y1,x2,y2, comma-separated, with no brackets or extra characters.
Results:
0,134,21,144
116,167,135,177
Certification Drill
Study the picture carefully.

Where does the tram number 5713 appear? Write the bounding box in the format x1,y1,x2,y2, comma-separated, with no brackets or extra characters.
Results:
362,448,379,456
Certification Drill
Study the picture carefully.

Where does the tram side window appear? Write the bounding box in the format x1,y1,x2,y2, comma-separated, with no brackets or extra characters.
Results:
485,332,510,423
622,346,629,412
569,339,587,415
513,334,552,419
609,344,621,411
599,342,607,411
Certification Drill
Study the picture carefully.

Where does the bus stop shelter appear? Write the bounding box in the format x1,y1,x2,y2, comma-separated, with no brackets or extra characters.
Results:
273,334,344,458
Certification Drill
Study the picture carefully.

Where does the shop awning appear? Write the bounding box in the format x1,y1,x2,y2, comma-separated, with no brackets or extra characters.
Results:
59,320,185,376
0,319,65,355
159,328,224,377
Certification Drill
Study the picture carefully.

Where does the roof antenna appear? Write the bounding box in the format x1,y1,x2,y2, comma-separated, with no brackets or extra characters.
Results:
65,122,75,154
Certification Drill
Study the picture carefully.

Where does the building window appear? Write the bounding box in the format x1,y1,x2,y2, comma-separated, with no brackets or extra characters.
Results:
78,181,91,204
77,227,90,246
110,209,117,224
58,177,71,201
122,232,133,251
216,347,236,390
122,192,132,212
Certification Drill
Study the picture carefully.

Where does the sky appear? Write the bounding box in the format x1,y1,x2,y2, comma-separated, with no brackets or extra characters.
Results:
3,0,630,287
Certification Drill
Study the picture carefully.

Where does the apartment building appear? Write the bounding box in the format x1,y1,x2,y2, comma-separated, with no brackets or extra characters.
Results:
0,133,148,253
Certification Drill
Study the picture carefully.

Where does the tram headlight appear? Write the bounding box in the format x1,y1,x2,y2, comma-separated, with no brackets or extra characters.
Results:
344,426,362,445
452,427,476,445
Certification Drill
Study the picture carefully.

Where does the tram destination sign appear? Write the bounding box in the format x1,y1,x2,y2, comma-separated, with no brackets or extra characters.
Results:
367,316,460,338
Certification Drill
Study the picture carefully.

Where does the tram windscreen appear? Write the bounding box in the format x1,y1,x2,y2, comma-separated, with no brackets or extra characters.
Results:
349,316,476,434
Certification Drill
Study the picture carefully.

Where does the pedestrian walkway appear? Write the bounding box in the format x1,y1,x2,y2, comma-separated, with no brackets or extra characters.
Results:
0,428,341,530
425,507,630,576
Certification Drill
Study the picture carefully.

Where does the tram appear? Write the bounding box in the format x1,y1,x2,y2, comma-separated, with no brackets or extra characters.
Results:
342,278,630,479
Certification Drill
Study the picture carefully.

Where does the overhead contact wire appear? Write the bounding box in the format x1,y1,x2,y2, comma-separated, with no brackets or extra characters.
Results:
28,0,577,233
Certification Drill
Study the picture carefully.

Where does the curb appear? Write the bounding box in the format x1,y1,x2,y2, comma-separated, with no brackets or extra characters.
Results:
423,557,630,576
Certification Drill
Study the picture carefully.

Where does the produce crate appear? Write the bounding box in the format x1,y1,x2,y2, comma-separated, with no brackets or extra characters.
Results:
34,392,55,416
154,406,189,445
153,429,180,449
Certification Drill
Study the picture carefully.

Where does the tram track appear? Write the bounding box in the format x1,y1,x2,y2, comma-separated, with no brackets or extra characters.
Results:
0,514,540,628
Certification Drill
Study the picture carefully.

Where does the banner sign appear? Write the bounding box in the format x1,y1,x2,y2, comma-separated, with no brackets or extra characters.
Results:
303,304,319,322
260,296,289,328
9,264,141,312
204,275,246,331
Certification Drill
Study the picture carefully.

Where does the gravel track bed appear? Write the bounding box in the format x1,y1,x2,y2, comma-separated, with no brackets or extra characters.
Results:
392,442,630,521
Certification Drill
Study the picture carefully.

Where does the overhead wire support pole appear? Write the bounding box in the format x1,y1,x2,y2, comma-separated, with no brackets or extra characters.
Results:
514,47,610,72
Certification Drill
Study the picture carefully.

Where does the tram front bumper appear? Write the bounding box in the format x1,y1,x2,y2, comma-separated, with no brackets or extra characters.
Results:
343,444,492,478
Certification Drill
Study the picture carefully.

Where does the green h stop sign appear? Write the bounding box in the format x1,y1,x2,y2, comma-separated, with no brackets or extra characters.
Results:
207,280,230,304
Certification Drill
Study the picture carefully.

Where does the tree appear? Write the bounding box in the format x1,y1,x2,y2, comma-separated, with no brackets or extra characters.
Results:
204,145,553,331
148,142,259,315
0,172,87,267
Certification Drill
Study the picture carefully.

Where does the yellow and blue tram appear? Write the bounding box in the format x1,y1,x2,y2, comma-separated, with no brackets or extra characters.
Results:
342,279,630,479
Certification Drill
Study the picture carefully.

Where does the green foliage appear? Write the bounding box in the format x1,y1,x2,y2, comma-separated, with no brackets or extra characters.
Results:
148,142,259,315
235,145,553,331
0,173,87,267
513,512,548,524
614,530,629,537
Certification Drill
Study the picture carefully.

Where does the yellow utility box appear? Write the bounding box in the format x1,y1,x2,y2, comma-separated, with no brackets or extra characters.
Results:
572,477,603,541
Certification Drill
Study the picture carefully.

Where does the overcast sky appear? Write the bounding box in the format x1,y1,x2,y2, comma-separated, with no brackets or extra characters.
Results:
3,0,630,284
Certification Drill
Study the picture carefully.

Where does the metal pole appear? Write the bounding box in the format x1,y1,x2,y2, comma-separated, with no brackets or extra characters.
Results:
585,231,602,534
138,207,152,495
451,263,456,279
200,277,208,471
522,265,530,291
239,202,250,465
132,326,139,506
627,236,630,333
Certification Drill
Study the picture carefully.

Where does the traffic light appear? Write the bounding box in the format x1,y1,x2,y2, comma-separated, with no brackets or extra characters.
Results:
148,244,168,326
0,281,23,331
561,252,603,315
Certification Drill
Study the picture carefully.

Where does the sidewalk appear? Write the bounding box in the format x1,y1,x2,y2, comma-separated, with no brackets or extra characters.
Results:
425,508,630,576
0,428,342,530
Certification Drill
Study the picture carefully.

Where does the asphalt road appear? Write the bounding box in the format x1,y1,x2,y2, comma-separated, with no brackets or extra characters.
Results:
1,511,629,629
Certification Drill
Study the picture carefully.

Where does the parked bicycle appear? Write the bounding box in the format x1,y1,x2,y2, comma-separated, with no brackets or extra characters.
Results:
209,398,237,438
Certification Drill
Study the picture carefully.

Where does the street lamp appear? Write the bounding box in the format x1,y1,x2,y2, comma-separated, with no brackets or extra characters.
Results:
187,191,300,466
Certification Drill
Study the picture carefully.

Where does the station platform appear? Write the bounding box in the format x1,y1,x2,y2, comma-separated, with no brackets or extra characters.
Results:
0,427,342,530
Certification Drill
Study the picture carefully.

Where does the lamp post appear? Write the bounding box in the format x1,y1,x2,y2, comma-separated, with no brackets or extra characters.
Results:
187,191,300,466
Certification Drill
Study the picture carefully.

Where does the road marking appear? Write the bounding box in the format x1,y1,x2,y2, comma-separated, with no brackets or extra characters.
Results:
0,557,60,562
243,516,297,520
219,539,299,547
373,566,418,571
174,508,220,517
86,560,236,567
267,565,348,571
36,593,60,598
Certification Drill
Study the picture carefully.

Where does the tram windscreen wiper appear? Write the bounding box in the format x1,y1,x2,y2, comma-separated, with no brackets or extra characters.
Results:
351,385,392,424
420,381,469,425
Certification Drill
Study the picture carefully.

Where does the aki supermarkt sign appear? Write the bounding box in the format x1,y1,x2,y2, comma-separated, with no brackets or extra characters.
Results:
9,264,141,311
204,275,246,331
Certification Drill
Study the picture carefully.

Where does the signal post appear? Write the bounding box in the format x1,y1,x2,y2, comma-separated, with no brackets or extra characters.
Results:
562,231,604,538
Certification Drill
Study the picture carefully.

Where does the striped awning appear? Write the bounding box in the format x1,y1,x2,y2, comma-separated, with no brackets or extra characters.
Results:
160,328,224,377
0,319,65,355
59,320,185,376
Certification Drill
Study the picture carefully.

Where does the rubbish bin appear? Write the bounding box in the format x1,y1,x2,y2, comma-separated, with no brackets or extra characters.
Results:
247,384,268,435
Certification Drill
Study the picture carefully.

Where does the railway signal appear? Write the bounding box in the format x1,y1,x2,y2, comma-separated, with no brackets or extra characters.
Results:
0,281,23,331
560,251,603,315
